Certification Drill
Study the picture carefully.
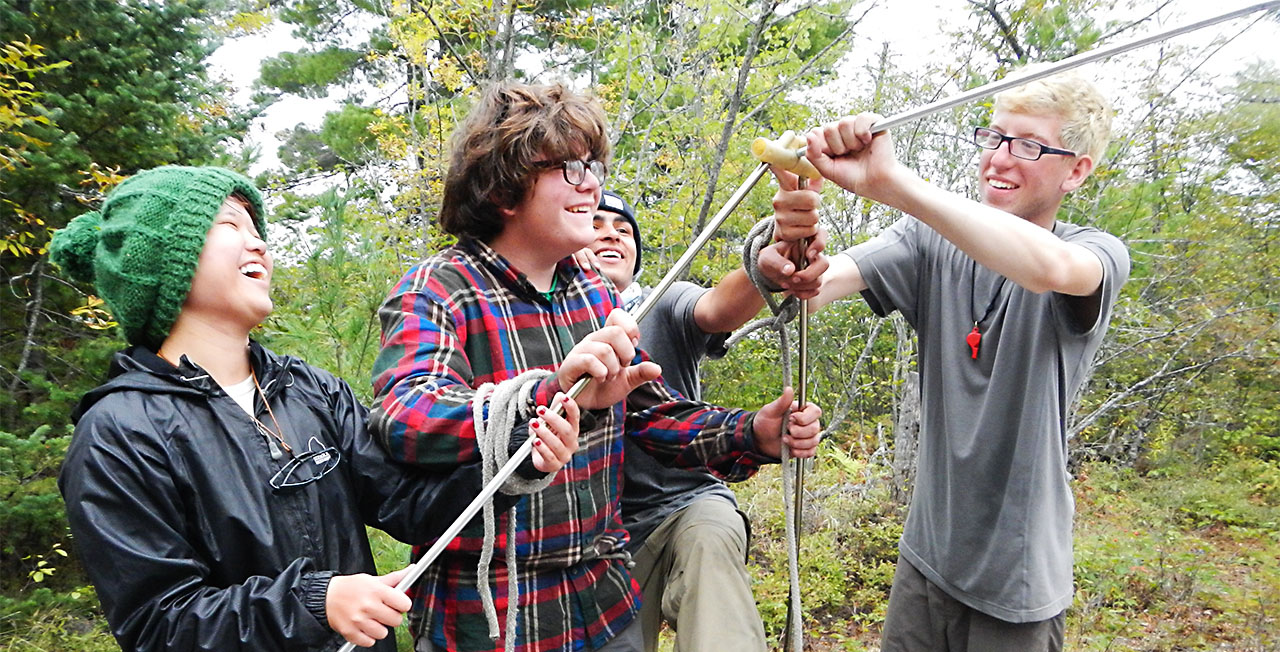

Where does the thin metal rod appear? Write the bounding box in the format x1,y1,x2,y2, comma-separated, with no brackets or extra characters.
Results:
335,436,538,652
790,213,810,543
631,163,773,323
792,307,808,539
785,193,811,652
873,2,1279,134
778,0,1280,155
338,162,774,652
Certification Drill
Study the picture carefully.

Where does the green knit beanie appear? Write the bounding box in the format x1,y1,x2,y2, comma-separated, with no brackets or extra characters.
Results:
49,166,267,348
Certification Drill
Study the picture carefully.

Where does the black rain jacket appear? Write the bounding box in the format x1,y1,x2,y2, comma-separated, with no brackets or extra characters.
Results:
59,342,488,651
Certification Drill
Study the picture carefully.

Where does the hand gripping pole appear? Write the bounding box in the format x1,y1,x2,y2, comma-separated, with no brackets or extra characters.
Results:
755,131,816,528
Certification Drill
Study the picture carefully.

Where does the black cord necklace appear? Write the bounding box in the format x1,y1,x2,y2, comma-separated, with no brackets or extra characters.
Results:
967,258,1007,360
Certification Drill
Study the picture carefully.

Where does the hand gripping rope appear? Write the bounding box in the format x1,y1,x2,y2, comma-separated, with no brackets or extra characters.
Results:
336,5,1279,649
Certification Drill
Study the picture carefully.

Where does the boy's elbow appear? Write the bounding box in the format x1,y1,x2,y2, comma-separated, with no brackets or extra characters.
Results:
1029,253,1102,296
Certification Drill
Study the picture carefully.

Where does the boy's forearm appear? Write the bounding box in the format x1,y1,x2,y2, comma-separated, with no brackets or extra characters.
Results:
876,167,1104,296
809,253,866,312
624,380,765,482
692,268,766,333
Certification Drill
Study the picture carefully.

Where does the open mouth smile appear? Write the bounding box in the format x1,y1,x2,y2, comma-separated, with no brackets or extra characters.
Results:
240,262,268,280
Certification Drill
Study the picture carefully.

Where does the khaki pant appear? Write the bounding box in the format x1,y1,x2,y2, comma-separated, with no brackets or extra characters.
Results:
630,497,767,652
880,554,1065,652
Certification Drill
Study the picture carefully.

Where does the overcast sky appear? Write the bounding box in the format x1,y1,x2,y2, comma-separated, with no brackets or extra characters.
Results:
208,0,1279,175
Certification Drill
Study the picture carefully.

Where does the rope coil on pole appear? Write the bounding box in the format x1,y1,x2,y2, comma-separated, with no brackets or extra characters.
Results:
744,129,822,652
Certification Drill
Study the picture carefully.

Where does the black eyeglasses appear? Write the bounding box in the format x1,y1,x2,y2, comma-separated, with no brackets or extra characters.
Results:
533,159,607,186
972,127,1076,161
269,437,341,491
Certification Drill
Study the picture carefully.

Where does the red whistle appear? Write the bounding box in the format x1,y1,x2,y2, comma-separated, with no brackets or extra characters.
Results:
966,326,982,359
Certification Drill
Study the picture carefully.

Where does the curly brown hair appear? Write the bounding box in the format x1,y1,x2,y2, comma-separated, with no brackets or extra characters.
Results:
440,82,611,242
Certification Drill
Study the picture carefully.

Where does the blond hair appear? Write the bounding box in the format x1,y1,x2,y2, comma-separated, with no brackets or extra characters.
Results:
994,67,1112,161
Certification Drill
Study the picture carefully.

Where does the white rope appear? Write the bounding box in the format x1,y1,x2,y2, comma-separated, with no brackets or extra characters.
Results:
472,369,556,651
732,217,805,652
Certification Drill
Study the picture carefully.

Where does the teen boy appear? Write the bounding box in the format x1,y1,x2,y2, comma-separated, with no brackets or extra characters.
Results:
803,71,1129,650
50,166,579,651
583,186,824,652
368,82,823,652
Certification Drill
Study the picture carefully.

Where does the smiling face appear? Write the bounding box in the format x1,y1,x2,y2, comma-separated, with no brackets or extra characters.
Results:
493,156,602,269
978,110,1093,229
182,196,274,333
590,209,638,290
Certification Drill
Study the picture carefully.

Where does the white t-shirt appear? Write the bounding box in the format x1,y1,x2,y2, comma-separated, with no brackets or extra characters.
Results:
223,375,256,417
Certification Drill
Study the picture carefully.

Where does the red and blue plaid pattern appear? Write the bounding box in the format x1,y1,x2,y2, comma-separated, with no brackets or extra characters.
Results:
370,239,772,651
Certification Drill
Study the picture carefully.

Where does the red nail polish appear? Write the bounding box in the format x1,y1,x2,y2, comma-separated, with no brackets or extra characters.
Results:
533,439,543,446
537,406,547,415
531,421,540,429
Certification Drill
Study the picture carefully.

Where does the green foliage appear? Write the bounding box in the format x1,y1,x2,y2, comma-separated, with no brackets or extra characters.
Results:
730,451,903,643
0,37,67,260
1068,62,1280,467
264,183,428,397
1070,461,1280,649
1,0,252,439
277,104,384,173
1222,62,1280,184
367,527,415,652
0,37,68,174
0,586,112,651
0,425,72,592
960,0,1111,67
259,47,366,99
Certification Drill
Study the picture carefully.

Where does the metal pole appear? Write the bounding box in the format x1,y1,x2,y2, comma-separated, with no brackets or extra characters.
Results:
868,2,1280,135
791,188,810,558
785,226,811,652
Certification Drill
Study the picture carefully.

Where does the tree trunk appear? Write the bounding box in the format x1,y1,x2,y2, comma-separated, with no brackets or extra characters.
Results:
692,0,779,233
891,369,920,506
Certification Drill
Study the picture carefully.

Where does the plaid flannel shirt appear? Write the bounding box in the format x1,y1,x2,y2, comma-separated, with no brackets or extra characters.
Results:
369,238,773,652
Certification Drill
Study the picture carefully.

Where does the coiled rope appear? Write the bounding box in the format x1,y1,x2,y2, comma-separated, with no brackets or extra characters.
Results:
472,369,557,651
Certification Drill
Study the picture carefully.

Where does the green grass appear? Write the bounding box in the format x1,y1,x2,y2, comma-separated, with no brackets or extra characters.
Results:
0,586,114,652
368,527,416,652
1067,461,1280,651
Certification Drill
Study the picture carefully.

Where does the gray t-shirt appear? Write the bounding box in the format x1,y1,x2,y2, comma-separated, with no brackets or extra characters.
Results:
621,281,738,549
847,216,1129,622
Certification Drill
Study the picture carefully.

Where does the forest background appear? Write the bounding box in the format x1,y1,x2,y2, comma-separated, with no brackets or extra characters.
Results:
2,0,1278,649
